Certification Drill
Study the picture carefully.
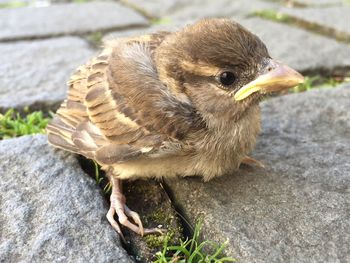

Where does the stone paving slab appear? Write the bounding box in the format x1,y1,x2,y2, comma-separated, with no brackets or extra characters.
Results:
0,135,133,263
166,84,350,263
122,0,276,20
0,2,148,41
240,17,350,74
277,6,350,38
0,37,94,111
103,20,189,42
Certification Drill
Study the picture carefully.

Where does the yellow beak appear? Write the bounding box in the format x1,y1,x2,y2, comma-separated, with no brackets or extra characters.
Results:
234,61,304,101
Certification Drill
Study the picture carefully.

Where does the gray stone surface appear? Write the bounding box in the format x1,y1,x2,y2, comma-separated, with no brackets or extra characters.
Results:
0,135,133,263
240,18,350,74
122,0,276,20
0,37,94,111
0,2,148,41
279,6,350,37
103,20,188,42
166,85,350,263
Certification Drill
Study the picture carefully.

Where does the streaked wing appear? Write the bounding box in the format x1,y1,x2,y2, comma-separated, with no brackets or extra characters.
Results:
47,32,204,165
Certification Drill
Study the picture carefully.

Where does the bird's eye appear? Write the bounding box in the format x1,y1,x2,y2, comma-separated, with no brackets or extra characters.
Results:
218,71,236,87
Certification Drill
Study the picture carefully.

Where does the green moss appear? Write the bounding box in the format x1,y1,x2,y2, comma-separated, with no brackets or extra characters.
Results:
145,230,177,248
145,207,183,249
150,209,172,225
145,223,183,249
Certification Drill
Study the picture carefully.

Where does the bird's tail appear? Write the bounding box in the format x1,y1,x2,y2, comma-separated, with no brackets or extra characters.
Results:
46,111,81,155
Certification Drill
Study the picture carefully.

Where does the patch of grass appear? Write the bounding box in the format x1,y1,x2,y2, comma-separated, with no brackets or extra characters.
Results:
291,75,348,93
0,1,28,8
151,17,172,26
154,220,235,263
73,0,88,3
87,31,103,47
0,108,51,140
92,160,112,194
323,77,344,87
291,75,320,93
253,9,292,23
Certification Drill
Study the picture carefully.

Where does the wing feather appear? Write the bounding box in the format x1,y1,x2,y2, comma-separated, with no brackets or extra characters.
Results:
47,32,204,165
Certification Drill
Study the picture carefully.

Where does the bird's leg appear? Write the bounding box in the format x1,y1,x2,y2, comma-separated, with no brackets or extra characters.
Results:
106,176,163,240
241,155,265,168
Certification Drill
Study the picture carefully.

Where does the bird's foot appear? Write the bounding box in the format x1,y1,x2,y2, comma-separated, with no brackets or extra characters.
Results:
241,155,265,168
106,178,163,241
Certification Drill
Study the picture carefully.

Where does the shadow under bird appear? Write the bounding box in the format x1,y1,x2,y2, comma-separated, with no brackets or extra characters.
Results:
47,18,304,239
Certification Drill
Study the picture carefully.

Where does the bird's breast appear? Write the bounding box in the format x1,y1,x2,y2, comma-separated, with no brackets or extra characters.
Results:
190,105,261,180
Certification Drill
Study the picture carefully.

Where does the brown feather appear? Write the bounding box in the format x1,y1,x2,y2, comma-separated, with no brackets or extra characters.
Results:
95,144,145,165
47,31,187,165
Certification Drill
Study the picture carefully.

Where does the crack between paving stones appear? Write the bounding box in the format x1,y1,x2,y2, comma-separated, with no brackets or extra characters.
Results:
284,1,344,8
251,10,350,44
0,101,62,115
159,180,195,238
77,156,136,258
0,23,150,44
301,66,350,78
77,156,190,262
118,0,157,21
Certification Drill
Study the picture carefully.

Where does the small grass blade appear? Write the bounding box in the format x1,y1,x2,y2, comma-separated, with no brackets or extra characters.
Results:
0,109,51,140
154,219,236,263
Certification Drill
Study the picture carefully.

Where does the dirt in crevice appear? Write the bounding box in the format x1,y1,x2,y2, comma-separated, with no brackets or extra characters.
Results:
77,156,185,263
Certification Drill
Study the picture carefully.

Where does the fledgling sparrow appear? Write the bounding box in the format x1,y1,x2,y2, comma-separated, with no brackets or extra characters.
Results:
47,18,304,239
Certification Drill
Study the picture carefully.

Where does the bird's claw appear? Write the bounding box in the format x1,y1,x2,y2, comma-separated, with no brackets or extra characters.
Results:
106,184,164,240
106,206,126,243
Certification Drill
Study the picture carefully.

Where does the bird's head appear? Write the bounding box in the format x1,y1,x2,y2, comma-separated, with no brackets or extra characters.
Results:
155,18,304,124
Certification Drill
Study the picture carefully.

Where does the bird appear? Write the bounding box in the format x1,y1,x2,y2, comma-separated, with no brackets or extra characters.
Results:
46,18,304,239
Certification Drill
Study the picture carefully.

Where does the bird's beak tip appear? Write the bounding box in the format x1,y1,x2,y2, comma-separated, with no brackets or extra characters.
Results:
234,61,304,101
